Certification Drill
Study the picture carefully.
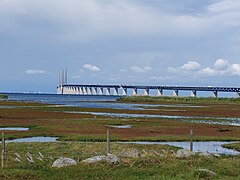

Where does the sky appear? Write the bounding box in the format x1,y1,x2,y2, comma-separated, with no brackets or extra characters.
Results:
0,0,240,93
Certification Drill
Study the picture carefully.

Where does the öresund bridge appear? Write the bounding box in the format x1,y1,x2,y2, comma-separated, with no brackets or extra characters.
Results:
57,70,240,98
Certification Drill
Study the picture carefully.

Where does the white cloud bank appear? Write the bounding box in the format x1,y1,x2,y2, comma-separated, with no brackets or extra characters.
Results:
130,66,152,73
25,69,45,74
1,0,240,42
83,64,100,72
168,59,240,77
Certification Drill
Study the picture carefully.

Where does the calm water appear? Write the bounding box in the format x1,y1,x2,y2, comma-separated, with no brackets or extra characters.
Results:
2,93,199,110
0,127,29,131
5,136,58,143
67,111,240,126
122,141,240,155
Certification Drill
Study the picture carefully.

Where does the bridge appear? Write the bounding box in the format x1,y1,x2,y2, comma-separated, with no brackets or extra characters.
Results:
57,70,240,97
57,84,240,97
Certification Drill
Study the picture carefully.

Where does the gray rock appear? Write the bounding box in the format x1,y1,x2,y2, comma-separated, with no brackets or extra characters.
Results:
175,149,193,158
52,157,77,168
213,153,221,158
196,169,217,177
106,154,120,164
199,152,212,157
120,149,140,158
81,155,106,164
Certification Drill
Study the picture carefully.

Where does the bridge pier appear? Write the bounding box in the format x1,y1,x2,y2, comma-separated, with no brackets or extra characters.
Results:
237,92,240,98
173,90,178,97
92,87,97,95
72,87,77,94
82,87,87,95
113,87,119,96
65,87,70,94
98,87,103,95
105,87,110,95
73,87,78,94
132,88,138,96
143,89,149,96
87,87,92,95
77,87,83,95
156,89,163,96
212,91,218,98
122,88,127,96
191,90,197,97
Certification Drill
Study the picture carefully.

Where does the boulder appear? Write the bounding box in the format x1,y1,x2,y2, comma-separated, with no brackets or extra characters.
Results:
213,153,221,158
199,152,212,157
120,149,140,158
175,149,193,158
52,157,76,168
106,154,120,164
81,155,106,164
195,169,217,178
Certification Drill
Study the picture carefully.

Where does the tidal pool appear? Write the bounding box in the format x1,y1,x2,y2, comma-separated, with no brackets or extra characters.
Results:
66,111,240,126
0,127,29,131
5,136,58,143
121,141,240,155
106,125,132,128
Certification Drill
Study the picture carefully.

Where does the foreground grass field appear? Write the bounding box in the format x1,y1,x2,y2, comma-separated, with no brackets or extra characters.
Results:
0,142,239,179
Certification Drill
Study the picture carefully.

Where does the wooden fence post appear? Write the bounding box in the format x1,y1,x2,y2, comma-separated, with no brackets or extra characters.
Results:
189,129,193,151
107,129,110,155
1,132,5,169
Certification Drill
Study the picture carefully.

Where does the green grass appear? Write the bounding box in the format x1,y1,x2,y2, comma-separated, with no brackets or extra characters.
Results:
222,142,240,152
0,94,8,99
117,96,240,104
0,142,239,179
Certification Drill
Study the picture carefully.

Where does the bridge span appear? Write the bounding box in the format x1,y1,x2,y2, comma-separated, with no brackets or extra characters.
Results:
57,70,240,97
57,84,240,98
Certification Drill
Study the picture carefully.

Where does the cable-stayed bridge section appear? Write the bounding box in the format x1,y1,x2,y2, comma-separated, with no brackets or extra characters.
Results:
57,70,240,97
57,84,240,98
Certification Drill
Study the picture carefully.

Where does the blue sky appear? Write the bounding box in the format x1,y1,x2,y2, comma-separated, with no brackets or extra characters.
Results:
0,0,240,93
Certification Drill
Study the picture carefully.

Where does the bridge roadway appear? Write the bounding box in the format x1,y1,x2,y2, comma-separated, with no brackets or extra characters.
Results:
57,84,240,98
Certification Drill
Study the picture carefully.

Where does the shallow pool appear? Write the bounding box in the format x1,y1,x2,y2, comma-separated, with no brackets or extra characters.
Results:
0,127,29,131
121,141,240,155
5,136,58,143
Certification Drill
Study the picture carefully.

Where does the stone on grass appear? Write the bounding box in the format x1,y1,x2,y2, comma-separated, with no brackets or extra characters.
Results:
52,157,77,168
120,149,140,158
195,169,217,178
175,149,193,158
213,153,221,158
106,154,120,164
81,155,106,164
199,152,212,157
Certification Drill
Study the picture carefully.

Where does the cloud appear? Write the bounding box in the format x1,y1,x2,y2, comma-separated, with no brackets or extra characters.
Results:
25,69,45,74
229,64,240,76
213,58,229,70
200,67,216,76
181,61,201,71
130,66,152,73
168,61,200,73
83,64,100,72
1,0,236,42
168,59,240,77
